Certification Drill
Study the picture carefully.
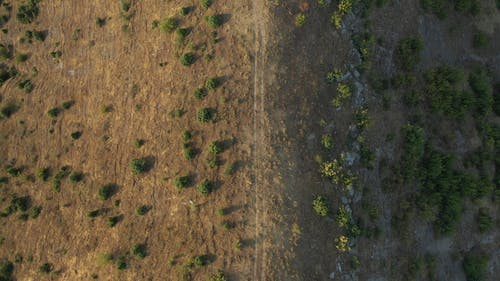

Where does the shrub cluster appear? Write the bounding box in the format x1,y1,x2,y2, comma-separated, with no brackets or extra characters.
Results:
312,195,329,217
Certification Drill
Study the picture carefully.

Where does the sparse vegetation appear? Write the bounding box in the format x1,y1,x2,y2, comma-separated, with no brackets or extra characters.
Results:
175,175,190,189
16,0,40,24
98,184,115,200
206,15,223,28
131,244,147,259
130,158,148,174
197,108,214,122
196,179,212,195
180,53,195,66
312,195,329,217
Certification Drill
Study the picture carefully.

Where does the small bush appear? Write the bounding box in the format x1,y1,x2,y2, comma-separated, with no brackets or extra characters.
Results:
108,216,120,227
116,256,127,270
180,7,189,16
131,244,147,259
196,179,212,195
477,208,493,233
136,205,149,216
0,103,19,118
16,0,40,24
98,184,115,200
96,17,106,27
396,37,423,71
336,206,350,227
295,13,306,27
205,77,219,90
61,100,74,109
120,1,131,12
39,263,53,274
28,206,41,219
224,162,237,175
206,15,223,28
463,253,488,281
472,32,489,48
180,53,195,66
15,52,29,62
192,255,207,267
321,134,333,149
208,141,223,154
133,139,145,148
160,17,177,32
176,28,190,42
71,131,82,140
312,195,329,217
201,0,213,9
197,108,214,122
130,158,147,174
181,130,192,142
69,172,83,183
209,271,227,281
0,260,14,280
194,88,207,99
87,210,99,218
184,147,196,160
36,167,50,181
175,176,190,189
47,107,60,118
17,79,33,93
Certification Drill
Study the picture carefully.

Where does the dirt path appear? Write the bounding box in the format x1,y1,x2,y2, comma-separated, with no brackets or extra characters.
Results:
252,0,267,279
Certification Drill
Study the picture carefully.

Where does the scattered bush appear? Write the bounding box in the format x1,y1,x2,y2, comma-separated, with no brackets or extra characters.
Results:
176,28,190,42
133,139,145,148
87,210,99,218
175,175,190,189
396,37,423,71
477,208,493,233
192,255,207,267
98,184,115,200
332,83,353,107
159,17,177,32
196,179,212,195
116,256,127,270
28,206,41,219
335,235,350,252
336,206,350,227
47,107,60,118
96,17,106,27
108,216,120,227
201,0,213,9
39,262,53,274
208,141,223,154
36,167,50,181
70,131,82,140
136,205,149,216
401,124,425,181
206,14,223,28
472,32,489,48
131,244,147,259
184,147,196,160
205,77,219,90
120,1,131,12
180,53,195,66
69,172,83,183
16,0,40,24
15,52,29,62
180,7,189,16
181,130,192,142
209,271,227,281
197,108,214,122
61,100,74,109
469,67,493,117
5,165,22,177
0,260,14,281
194,88,207,99
130,158,148,174
463,253,488,281
17,79,33,93
295,13,306,27
0,102,18,118
312,195,329,217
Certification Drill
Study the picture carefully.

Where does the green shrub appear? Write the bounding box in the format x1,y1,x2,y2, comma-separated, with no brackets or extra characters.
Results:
120,1,131,12
16,0,40,24
0,260,14,281
96,17,106,27
401,124,425,181
196,179,212,195
61,100,74,109
133,139,145,148
5,165,22,177
28,206,41,219
224,162,237,175
206,14,223,28
176,28,190,42
336,206,350,227
47,107,60,118
469,67,493,117
98,184,115,200
421,0,448,19
87,210,99,218
209,271,227,281
181,130,192,141
71,131,82,140
36,167,50,181
69,172,83,183
175,176,190,189
194,88,207,99
39,262,53,274
15,52,29,62
312,195,329,217
201,0,213,9
192,255,207,267
131,244,147,259
136,205,149,216
0,103,19,118
472,32,489,48
197,108,214,122
180,7,189,16
295,13,306,27
130,158,148,174
116,256,127,270
184,147,196,160
477,208,493,233
180,53,195,66
205,77,219,90
108,216,120,227
396,37,423,71
463,253,488,281
17,79,33,93
160,17,177,32
208,141,223,154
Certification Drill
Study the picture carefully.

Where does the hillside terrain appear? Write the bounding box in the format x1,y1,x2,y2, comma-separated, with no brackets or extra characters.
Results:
1,1,499,281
